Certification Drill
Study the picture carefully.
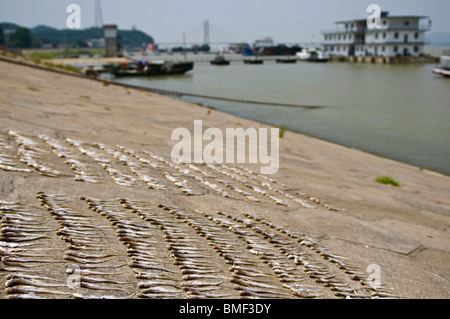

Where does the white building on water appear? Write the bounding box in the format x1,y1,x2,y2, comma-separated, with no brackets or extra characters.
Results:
323,11,431,58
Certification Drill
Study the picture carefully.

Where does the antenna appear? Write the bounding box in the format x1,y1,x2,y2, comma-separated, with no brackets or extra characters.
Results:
95,0,104,28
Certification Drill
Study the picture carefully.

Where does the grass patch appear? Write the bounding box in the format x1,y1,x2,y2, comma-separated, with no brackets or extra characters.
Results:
104,107,111,111
103,81,111,86
26,49,106,60
27,86,40,91
42,61,80,73
81,95,90,99
376,176,400,187
279,126,287,138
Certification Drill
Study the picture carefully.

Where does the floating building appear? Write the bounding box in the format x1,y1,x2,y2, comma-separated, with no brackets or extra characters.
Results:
323,11,431,58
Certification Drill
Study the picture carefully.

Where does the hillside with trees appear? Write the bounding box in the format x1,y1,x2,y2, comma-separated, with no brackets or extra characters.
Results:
0,23,154,48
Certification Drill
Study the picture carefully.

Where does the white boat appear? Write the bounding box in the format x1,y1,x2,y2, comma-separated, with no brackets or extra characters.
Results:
432,56,450,78
296,48,311,61
296,48,330,62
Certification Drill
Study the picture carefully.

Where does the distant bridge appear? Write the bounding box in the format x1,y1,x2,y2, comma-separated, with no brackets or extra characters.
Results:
151,20,317,49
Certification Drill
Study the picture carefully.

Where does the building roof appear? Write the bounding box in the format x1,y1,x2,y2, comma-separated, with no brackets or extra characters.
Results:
335,14,428,24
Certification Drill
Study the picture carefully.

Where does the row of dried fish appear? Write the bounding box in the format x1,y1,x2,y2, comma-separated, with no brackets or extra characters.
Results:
0,200,72,299
239,211,398,298
0,135,33,173
83,198,189,299
36,193,136,298
6,130,63,177
206,163,319,209
120,200,232,299
95,143,167,190
136,203,293,299
225,164,344,211
198,210,316,298
39,135,101,183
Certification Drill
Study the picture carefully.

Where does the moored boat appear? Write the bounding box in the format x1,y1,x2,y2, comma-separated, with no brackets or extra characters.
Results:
210,53,230,65
244,57,264,64
432,56,450,78
104,59,194,77
296,48,330,62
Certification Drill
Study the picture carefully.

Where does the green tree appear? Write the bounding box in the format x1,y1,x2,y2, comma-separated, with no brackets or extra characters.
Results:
8,27,32,48
0,25,4,45
71,39,89,48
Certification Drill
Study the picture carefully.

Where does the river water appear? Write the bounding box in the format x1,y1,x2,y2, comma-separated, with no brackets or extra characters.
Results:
114,47,450,176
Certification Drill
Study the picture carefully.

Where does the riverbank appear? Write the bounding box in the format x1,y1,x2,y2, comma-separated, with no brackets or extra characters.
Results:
0,56,449,299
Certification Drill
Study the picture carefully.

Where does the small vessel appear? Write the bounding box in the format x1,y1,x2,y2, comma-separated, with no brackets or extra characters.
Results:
244,57,264,64
296,48,330,62
276,57,297,63
432,56,450,78
210,53,230,65
296,49,311,61
104,59,194,77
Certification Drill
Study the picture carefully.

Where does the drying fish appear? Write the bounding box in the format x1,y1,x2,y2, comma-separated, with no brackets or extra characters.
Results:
81,277,134,285
138,281,180,289
371,291,400,298
64,255,113,264
0,235,51,242
2,256,64,265
182,286,220,293
78,263,128,269
6,293,44,299
181,281,224,287
182,274,226,281
66,268,122,276
1,251,50,258
129,261,174,273
65,251,119,259
5,286,72,296
80,282,131,292
72,293,136,299
135,273,179,281
6,274,62,282
181,269,219,275
0,266,40,272
141,286,183,294
1,226,57,233
230,277,283,291
5,278,67,288
237,287,286,298
335,291,372,298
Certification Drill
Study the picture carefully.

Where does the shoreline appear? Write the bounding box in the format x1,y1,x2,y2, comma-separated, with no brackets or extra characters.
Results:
0,54,449,299
3,55,445,177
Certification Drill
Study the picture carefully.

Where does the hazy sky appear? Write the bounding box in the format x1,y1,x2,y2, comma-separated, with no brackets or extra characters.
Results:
0,0,448,44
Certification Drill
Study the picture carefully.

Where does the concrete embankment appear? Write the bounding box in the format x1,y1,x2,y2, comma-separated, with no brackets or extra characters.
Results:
0,55,449,299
